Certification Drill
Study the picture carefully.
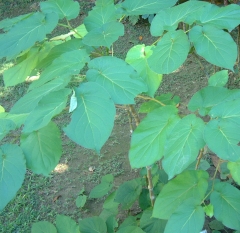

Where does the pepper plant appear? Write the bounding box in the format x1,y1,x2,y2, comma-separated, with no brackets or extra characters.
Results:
1,0,240,232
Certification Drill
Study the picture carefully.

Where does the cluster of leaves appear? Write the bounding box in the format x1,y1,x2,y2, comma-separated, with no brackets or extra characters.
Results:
1,0,240,232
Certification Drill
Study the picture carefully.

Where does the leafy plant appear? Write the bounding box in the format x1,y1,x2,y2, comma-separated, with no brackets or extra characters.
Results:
1,0,240,232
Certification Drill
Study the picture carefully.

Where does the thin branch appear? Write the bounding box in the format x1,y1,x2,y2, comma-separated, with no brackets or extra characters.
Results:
137,95,166,106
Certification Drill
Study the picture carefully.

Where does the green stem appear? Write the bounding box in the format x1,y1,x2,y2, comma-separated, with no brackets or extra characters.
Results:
137,95,165,106
146,166,155,206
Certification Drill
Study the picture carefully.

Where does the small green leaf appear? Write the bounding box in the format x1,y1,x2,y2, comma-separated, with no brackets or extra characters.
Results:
140,208,167,233
76,195,87,208
125,44,162,97
64,82,115,152
129,106,179,168
139,189,151,211
189,25,237,70
79,216,107,233
209,220,225,231
0,106,4,113
0,144,26,210
31,221,57,233
106,215,118,233
163,114,205,179
164,199,204,233
40,0,80,20
0,119,16,140
228,160,240,185
115,178,142,210
121,0,178,15
82,21,124,48
211,182,240,230
148,30,190,74
89,182,113,198
0,12,58,59
56,215,80,233
208,70,228,87
153,170,209,219
204,204,214,218
21,122,62,176
87,56,147,104
23,89,71,133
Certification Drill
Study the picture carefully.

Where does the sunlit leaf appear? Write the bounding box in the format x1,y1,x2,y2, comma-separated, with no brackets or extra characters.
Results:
79,217,107,233
32,221,57,233
228,160,240,185
56,215,80,233
208,70,228,87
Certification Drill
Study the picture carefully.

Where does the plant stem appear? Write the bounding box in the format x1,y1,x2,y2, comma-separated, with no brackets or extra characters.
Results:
128,104,140,126
137,95,166,106
146,166,155,206
195,148,204,170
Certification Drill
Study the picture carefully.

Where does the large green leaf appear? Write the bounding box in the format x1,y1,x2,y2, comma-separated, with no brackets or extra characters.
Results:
0,113,28,128
114,178,142,210
79,217,107,233
116,226,145,233
189,25,237,70
64,82,115,152
196,3,240,31
121,0,178,15
31,221,57,233
40,0,80,20
228,160,240,185
188,86,233,116
129,106,179,168
4,47,39,87
23,89,71,133
56,215,80,233
84,4,117,31
10,76,70,114
208,70,228,87
148,30,190,74
163,114,205,179
125,44,162,97
86,56,147,104
0,12,58,59
0,119,16,140
164,199,205,233
0,144,26,210
153,170,209,219
204,119,240,162
150,1,207,36
140,209,167,233
21,122,62,176
82,21,124,48
29,49,89,90
211,182,240,230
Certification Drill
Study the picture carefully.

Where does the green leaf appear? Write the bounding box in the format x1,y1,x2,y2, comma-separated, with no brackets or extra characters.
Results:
89,180,113,198
129,106,179,168
0,106,4,113
23,89,71,133
119,216,138,229
204,204,214,218
164,199,205,233
82,21,124,48
71,24,88,38
189,25,237,70
153,170,209,219
0,119,16,140
103,191,119,210
106,215,118,233
204,119,240,161
29,49,89,90
76,195,87,208
40,0,80,20
150,1,207,36
148,30,190,74
125,44,162,97
121,0,178,15
31,221,57,233
0,12,58,59
86,56,147,104
56,215,80,233
197,3,240,31
208,70,228,87
228,160,240,185
21,122,62,176
0,144,26,210
115,178,142,210
209,220,225,231
163,114,205,179
4,47,39,87
101,174,114,183
139,189,151,210
116,226,145,233
64,82,115,152
84,4,118,31
10,76,70,114
188,86,233,116
0,113,28,128
210,182,240,230
79,216,107,233
139,93,180,113
140,208,167,233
